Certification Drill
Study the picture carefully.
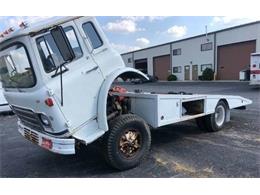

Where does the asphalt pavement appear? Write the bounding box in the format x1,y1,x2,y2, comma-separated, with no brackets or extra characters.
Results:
0,82,259,177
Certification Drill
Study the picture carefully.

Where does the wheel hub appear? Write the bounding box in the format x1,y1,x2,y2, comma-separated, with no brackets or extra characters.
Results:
215,105,225,127
119,130,141,158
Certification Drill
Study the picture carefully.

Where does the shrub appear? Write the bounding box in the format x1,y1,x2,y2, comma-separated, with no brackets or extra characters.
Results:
167,74,177,81
201,68,214,80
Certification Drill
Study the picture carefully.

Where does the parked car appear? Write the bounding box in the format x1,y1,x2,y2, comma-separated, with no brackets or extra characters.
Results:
0,82,11,113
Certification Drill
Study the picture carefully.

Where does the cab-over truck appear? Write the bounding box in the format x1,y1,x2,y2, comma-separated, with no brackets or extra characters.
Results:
0,16,252,170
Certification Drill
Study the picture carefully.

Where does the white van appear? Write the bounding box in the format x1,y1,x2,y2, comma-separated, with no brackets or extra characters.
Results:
0,82,11,112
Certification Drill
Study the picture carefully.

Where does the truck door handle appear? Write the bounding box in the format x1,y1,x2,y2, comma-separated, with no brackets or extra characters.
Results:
82,66,99,74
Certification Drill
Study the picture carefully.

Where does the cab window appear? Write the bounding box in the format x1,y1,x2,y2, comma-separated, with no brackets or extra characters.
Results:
0,43,36,88
36,26,83,73
82,22,103,49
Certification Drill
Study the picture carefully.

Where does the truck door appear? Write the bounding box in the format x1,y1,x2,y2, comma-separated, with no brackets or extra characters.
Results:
74,17,125,77
37,20,104,130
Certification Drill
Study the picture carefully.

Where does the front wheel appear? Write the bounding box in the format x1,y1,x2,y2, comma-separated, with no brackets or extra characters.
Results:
103,114,151,170
196,100,228,132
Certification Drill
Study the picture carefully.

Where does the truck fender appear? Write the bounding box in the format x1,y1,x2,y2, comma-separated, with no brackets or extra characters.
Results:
97,67,148,131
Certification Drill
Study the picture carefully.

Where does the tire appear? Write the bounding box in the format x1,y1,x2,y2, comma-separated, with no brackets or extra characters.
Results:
103,114,151,170
197,100,228,132
195,117,207,131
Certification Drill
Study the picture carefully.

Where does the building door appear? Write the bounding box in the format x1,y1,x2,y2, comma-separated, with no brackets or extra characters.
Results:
192,65,198,80
135,58,148,74
153,55,171,80
184,65,190,80
217,40,256,80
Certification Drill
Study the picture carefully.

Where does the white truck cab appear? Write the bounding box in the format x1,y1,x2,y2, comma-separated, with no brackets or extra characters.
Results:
0,16,252,170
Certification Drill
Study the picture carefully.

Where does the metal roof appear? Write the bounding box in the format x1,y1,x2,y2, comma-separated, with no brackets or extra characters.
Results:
0,16,87,44
121,20,260,55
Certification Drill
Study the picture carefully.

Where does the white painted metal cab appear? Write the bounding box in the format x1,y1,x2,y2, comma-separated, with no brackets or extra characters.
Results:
0,16,252,170
0,16,147,155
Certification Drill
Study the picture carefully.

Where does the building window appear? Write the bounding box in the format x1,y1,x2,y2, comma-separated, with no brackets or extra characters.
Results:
127,58,132,63
82,22,103,49
173,66,182,73
201,42,213,51
172,48,181,56
201,64,212,72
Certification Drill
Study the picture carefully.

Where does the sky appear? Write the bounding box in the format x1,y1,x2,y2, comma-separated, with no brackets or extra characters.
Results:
0,16,259,54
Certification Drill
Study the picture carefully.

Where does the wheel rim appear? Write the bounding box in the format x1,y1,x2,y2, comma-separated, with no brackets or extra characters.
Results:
215,105,225,127
119,129,141,158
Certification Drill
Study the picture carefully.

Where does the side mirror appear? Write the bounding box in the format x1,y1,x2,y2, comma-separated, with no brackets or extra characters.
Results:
50,26,75,62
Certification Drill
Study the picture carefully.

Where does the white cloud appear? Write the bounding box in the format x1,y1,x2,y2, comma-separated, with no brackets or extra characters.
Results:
167,25,187,38
135,37,150,48
122,16,169,22
111,37,150,54
210,16,260,26
104,19,144,33
103,16,169,33
148,16,169,22
110,43,141,54
121,16,145,22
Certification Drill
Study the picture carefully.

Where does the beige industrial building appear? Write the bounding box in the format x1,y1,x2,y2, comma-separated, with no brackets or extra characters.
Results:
121,21,260,80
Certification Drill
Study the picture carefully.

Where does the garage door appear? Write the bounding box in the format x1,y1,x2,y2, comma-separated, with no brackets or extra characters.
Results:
153,55,171,80
135,58,148,74
217,40,256,80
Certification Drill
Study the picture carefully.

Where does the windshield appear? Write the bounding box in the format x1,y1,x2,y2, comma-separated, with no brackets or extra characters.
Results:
0,43,35,88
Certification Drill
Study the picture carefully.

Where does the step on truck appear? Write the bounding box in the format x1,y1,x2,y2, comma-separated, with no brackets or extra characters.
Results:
0,16,252,170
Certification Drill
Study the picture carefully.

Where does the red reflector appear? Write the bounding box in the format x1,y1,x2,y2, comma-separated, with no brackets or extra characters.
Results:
251,70,260,74
253,64,256,68
41,137,53,150
45,98,54,107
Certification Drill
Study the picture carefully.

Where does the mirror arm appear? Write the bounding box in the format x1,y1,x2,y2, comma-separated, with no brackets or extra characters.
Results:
60,65,64,106
53,61,69,106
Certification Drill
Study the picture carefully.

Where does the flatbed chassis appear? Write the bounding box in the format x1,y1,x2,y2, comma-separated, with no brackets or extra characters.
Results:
112,91,252,128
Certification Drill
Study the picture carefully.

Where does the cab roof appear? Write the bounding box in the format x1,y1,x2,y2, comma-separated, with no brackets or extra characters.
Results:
0,16,87,44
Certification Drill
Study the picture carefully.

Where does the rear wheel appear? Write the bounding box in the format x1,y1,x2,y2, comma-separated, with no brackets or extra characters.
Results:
103,114,151,170
196,117,207,131
196,100,228,132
